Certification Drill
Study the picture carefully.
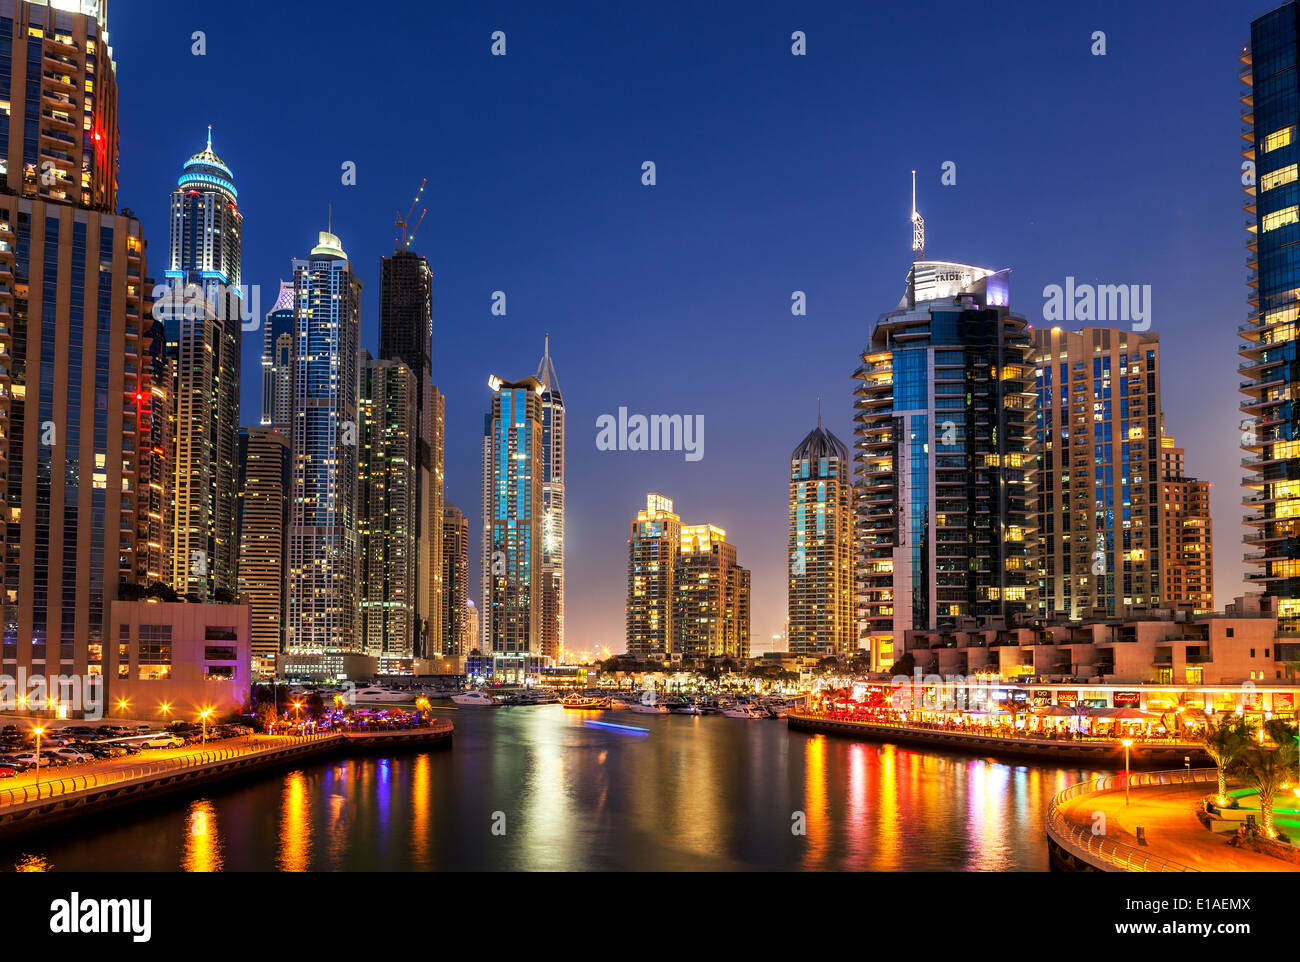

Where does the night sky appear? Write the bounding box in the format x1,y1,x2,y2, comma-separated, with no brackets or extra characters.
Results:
110,0,1253,653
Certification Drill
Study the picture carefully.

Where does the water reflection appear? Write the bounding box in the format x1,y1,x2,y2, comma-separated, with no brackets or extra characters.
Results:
182,799,222,872
9,708,1101,872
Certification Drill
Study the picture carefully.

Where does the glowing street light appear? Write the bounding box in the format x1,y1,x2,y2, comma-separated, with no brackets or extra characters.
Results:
198,707,213,745
116,698,130,717
31,726,45,792
1122,738,1134,807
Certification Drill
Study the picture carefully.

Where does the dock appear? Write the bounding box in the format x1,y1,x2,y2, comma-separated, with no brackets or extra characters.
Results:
0,722,452,841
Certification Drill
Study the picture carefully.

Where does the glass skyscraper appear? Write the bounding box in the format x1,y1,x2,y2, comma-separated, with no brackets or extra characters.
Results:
260,280,294,434
1241,2,1300,631
536,336,564,663
285,229,362,665
163,128,242,601
480,374,543,681
788,417,854,657
854,258,1035,671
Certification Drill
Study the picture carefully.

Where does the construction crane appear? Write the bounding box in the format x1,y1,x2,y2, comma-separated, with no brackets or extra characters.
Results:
395,178,428,252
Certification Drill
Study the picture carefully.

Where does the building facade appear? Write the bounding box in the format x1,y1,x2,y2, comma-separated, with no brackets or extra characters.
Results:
1160,436,1214,612
854,258,1035,671
0,0,159,710
236,426,289,677
675,524,751,660
480,374,543,680
378,248,442,659
788,418,854,657
625,493,750,662
285,229,362,669
1031,326,1164,619
359,352,417,669
260,279,294,434
626,493,680,660
442,504,469,656
1241,4,1300,631
537,336,564,663
107,599,251,718
163,129,241,602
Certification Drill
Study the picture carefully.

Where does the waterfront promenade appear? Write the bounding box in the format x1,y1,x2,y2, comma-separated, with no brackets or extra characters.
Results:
1048,769,1300,872
0,723,453,840
788,711,1207,766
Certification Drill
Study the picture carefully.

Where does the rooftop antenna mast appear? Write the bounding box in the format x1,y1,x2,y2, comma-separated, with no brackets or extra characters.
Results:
396,178,428,252
911,169,925,262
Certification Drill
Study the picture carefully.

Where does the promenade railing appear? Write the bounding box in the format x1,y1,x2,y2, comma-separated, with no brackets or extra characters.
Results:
0,733,335,809
1044,768,1219,872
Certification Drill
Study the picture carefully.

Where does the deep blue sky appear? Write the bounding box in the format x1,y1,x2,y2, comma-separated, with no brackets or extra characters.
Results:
112,0,1254,653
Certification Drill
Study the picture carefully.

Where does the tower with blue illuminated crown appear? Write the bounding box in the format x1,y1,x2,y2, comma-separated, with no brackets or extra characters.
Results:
164,127,243,601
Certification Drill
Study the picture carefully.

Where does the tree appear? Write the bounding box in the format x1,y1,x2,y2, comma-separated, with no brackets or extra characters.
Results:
888,651,915,678
1236,740,1299,839
1203,716,1253,806
305,691,325,720
256,702,279,734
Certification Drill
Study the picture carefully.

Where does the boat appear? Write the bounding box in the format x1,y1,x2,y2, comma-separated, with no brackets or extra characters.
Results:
670,699,703,715
352,686,418,704
560,693,608,709
723,703,769,719
451,690,502,707
629,689,670,714
514,690,558,706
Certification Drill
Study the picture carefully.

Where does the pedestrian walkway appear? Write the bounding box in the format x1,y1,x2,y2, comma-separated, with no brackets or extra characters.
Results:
1056,779,1298,872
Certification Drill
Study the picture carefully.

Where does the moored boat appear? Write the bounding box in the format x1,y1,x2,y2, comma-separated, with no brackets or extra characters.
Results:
451,690,502,707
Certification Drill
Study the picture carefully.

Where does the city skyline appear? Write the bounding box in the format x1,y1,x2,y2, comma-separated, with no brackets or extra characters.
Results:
106,0,1254,653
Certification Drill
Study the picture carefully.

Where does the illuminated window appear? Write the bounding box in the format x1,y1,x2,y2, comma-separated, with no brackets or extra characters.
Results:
1262,164,1299,192
1262,206,1300,233
1264,126,1295,153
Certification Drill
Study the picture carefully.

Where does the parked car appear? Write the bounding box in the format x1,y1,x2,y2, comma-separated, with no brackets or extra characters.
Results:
6,751,64,768
51,748,94,764
0,766,14,778
140,734,184,749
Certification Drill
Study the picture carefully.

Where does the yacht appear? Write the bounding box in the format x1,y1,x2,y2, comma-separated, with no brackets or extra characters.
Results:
668,698,703,715
723,703,769,719
629,690,670,714
451,690,502,707
560,693,608,709
351,686,418,704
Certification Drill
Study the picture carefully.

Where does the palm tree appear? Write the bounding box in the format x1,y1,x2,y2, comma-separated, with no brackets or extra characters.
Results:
1236,740,1299,839
1202,716,1252,806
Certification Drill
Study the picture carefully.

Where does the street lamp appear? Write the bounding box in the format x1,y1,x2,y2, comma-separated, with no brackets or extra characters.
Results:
116,698,129,718
198,708,213,745
292,700,303,729
1122,738,1134,807
31,726,45,793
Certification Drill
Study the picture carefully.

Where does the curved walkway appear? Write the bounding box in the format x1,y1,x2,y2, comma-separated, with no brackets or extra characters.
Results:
1053,770,1298,872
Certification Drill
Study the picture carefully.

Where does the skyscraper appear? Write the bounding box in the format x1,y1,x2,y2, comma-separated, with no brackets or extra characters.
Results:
480,374,543,682
1241,4,1300,631
788,415,854,657
442,504,469,657
1160,436,1214,612
853,241,1035,671
1031,326,1164,618
285,229,362,669
163,128,242,601
236,427,289,676
675,524,750,661
358,352,417,669
536,335,564,663
378,247,442,659
0,0,118,211
627,493,680,660
0,0,159,699
260,280,294,434
625,493,750,662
